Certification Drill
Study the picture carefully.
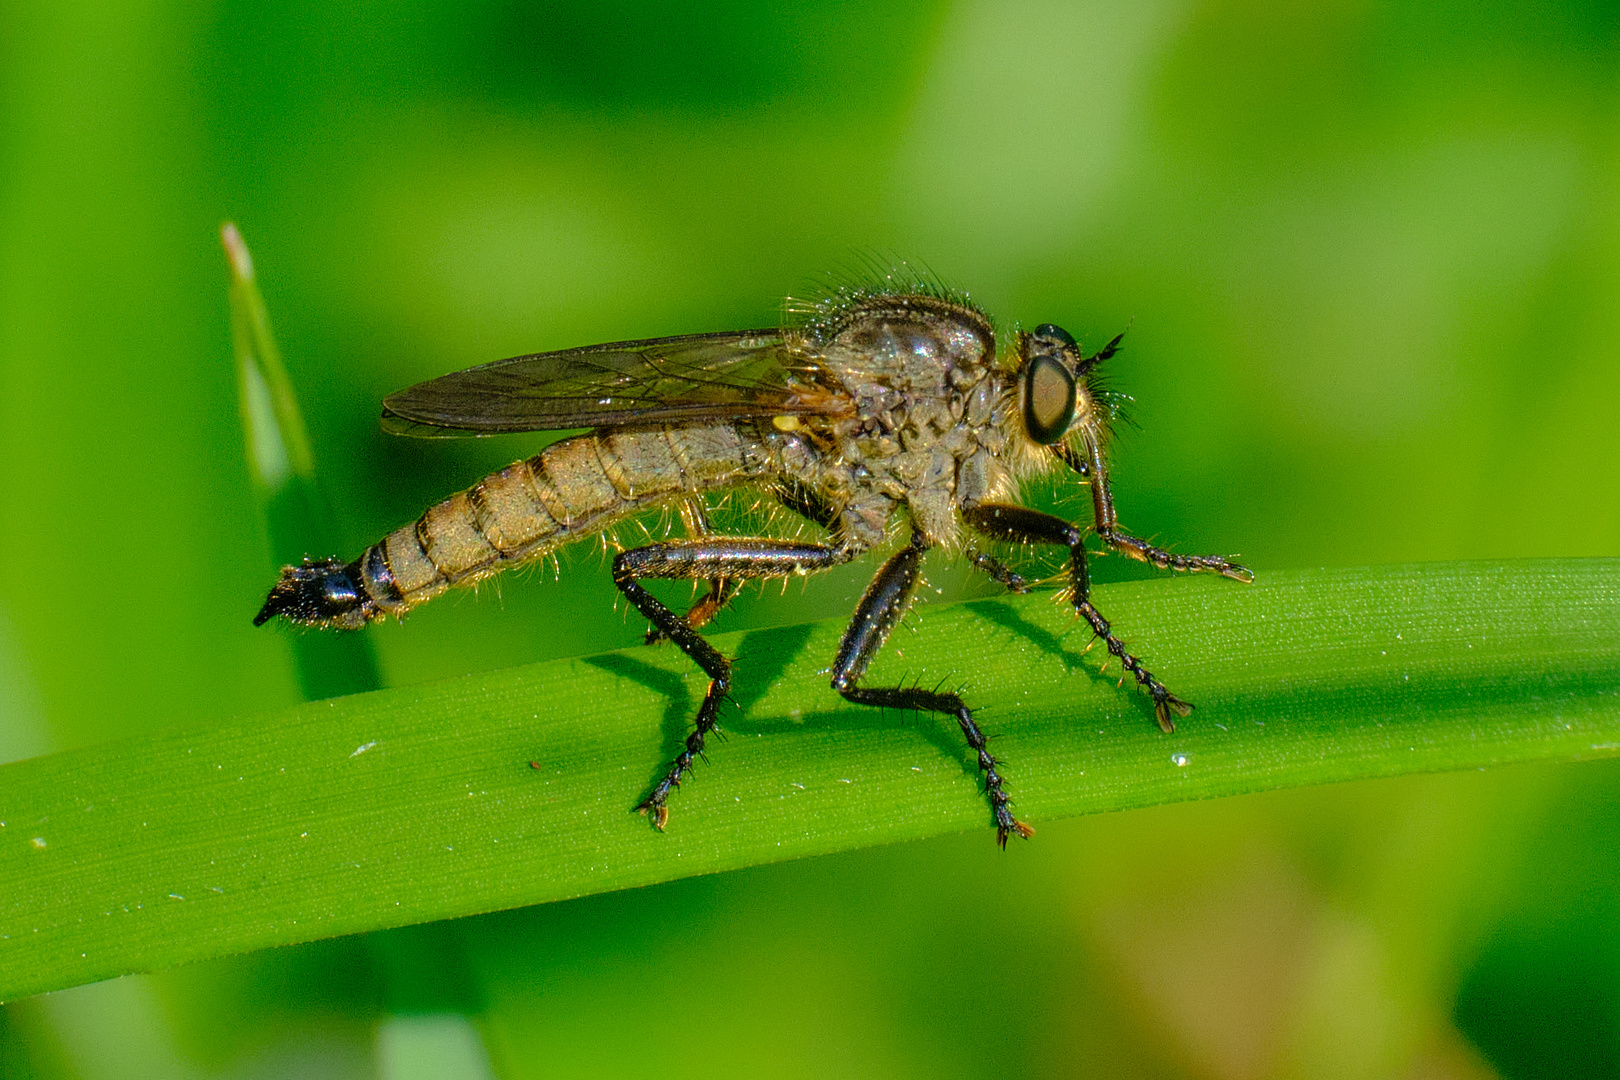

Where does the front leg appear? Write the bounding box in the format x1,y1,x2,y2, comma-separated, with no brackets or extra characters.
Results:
1098,526,1252,581
1056,441,1252,582
963,504,1194,733
831,532,1035,846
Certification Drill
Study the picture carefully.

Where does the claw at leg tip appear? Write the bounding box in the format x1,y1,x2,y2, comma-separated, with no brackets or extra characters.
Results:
1155,696,1193,733
636,803,670,831
997,819,1037,847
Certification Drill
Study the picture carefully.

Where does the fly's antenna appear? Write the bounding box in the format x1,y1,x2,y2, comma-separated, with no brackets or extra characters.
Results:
1075,330,1127,377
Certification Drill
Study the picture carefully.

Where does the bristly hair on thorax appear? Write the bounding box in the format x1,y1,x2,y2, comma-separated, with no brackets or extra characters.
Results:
783,258,991,346
785,259,1136,449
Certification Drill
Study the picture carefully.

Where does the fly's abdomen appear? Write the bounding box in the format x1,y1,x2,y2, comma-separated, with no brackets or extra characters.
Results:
257,424,765,629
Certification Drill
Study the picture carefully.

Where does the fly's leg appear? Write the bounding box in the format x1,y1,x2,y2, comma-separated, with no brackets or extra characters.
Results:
672,480,844,635
831,532,1034,847
966,549,1030,593
644,499,736,644
615,537,851,828
673,578,741,634
642,575,739,643
644,573,745,641
1098,529,1252,580
776,476,840,531
1056,442,1252,583
643,476,843,642
964,504,1195,733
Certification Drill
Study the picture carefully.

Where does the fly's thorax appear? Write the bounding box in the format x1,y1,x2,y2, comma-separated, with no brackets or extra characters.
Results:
814,294,997,432
785,294,1033,549
811,292,996,372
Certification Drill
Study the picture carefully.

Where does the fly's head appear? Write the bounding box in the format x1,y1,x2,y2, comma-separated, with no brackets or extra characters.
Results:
1015,323,1117,456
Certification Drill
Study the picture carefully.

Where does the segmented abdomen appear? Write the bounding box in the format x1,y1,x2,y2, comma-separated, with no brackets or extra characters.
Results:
353,423,765,621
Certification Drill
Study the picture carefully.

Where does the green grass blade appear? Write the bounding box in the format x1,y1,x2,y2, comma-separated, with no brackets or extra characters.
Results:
225,221,316,492
225,221,381,701
3,559,1617,1001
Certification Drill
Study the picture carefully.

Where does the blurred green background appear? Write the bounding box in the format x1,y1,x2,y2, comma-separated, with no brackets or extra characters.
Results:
3,0,1619,1077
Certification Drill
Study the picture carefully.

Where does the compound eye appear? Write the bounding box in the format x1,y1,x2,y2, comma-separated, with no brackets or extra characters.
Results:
1032,323,1076,349
1022,353,1077,445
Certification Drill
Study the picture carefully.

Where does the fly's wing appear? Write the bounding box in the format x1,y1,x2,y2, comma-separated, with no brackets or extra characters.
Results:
381,330,842,437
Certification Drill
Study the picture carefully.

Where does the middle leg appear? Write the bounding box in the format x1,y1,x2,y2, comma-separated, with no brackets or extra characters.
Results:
830,531,1035,846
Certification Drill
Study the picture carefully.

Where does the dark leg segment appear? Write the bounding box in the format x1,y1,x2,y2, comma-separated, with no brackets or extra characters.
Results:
615,537,850,827
776,476,841,531
643,498,733,644
964,504,1198,733
642,481,845,645
1097,527,1254,581
642,575,739,644
830,532,1034,847
966,548,1031,593
1059,440,1252,583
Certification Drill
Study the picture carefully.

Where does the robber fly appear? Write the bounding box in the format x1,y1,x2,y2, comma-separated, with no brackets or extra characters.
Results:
257,282,1251,845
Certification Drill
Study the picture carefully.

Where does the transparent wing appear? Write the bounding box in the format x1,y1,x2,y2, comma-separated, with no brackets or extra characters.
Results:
380,330,844,437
